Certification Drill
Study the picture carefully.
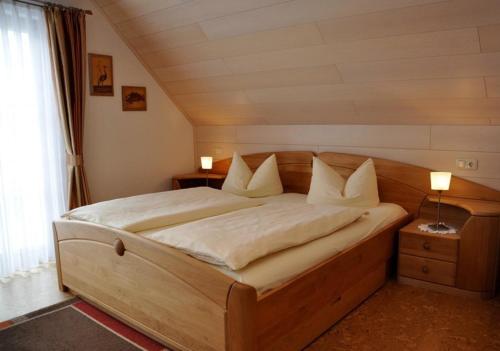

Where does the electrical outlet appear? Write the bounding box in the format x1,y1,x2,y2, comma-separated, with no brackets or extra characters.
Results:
456,159,478,170
214,148,222,156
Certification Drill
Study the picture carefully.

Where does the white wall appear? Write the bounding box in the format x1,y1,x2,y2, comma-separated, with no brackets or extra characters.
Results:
60,0,195,202
196,125,500,191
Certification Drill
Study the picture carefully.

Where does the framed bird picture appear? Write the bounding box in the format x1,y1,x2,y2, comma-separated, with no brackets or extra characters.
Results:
88,53,114,96
122,86,147,111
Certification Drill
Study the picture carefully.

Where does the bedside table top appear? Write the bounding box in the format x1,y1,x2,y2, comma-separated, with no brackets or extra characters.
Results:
426,195,500,216
400,218,460,240
173,172,226,180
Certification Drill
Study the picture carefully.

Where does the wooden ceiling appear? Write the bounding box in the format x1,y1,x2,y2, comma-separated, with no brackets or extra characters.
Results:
95,0,500,125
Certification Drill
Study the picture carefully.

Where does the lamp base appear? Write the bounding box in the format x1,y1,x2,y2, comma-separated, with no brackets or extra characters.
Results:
427,223,451,232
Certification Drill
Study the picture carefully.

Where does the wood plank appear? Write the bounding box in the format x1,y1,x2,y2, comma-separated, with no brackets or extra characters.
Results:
234,125,429,149
143,23,323,67
154,60,231,82
430,125,500,153
338,53,500,83
355,98,500,121
183,101,359,125
115,0,288,39
190,115,268,126
317,0,500,43
244,79,485,103
485,76,500,97
164,65,342,94
353,116,491,125
225,29,479,74
261,109,359,125
200,0,443,40
174,91,251,109
184,102,266,124
479,23,500,53
128,24,208,53
196,126,237,143
101,0,187,24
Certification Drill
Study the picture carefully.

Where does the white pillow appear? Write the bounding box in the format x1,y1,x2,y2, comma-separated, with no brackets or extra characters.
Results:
222,152,283,198
307,157,379,207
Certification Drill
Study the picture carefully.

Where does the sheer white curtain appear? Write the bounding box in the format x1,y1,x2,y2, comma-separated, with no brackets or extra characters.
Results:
0,0,67,280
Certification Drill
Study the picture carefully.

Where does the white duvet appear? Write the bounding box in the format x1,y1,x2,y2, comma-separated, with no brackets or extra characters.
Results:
144,202,366,270
63,187,261,232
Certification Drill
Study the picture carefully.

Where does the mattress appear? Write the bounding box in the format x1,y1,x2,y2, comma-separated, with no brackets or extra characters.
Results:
143,197,366,270
220,193,406,293
140,192,407,294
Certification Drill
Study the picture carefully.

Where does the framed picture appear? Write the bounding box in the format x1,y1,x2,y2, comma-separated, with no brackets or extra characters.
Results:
88,53,114,96
122,86,147,111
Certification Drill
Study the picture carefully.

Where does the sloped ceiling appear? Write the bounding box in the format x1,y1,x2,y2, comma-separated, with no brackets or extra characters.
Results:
94,0,500,125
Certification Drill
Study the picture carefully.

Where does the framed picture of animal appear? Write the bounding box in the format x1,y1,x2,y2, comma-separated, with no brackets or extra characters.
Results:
88,53,114,96
122,86,147,111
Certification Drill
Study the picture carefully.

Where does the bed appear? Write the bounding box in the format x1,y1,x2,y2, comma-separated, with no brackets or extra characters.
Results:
53,151,500,351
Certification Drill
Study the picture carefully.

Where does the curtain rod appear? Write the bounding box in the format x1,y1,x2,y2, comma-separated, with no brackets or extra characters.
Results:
12,0,93,15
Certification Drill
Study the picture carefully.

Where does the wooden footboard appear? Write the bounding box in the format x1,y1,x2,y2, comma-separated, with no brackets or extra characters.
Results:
53,220,236,351
54,214,410,351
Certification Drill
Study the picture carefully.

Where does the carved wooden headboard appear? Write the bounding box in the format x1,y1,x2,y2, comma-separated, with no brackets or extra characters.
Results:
211,151,500,215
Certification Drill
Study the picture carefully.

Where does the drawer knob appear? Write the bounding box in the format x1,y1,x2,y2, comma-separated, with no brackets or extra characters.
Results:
114,238,125,256
421,265,429,274
422,242,431,250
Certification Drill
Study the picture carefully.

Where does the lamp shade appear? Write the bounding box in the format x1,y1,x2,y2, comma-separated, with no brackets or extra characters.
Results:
200,156,213,170
430,172,451,191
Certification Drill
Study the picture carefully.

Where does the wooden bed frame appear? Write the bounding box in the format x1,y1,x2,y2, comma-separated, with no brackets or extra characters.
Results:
53,151,500,351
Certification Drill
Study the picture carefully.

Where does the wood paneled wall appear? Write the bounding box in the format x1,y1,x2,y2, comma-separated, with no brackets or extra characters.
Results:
196,125,500,191
94,0,500,125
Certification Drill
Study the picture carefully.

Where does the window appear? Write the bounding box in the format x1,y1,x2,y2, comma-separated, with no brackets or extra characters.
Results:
0,1,66,280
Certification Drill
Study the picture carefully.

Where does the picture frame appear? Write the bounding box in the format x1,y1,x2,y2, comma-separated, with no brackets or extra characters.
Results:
88,53,114,96
122,86,147,111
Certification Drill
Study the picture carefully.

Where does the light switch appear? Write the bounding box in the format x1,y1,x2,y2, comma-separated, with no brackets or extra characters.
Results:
456,159,478,170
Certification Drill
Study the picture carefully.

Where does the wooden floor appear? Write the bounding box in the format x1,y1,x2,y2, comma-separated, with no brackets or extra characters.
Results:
306,281,500,351
1,268,498,351
0,265,72,322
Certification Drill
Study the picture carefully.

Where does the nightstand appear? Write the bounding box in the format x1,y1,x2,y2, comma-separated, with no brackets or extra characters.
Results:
398,196,500,299
398,218,459,287
172,173,225,190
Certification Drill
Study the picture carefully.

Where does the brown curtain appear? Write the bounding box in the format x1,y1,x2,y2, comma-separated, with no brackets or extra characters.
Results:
45,6,90,210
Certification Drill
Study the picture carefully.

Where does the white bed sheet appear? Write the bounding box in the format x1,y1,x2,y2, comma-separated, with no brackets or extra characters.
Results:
143,198,366,270
64,187,261,232
139,192,407,294
216,193,407,293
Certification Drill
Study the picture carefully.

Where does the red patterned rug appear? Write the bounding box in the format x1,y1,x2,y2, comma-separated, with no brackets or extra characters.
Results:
0,298,168,351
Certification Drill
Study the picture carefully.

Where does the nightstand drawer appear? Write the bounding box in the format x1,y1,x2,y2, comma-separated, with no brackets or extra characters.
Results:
399,232,458,262
399,254,456,286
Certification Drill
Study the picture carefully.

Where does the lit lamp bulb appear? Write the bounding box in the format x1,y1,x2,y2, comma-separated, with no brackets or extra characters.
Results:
429,171,452,231
200,156,213,186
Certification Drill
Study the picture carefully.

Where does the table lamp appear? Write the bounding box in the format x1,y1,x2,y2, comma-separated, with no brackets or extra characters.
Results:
200,156,213,186
428,171,452,231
